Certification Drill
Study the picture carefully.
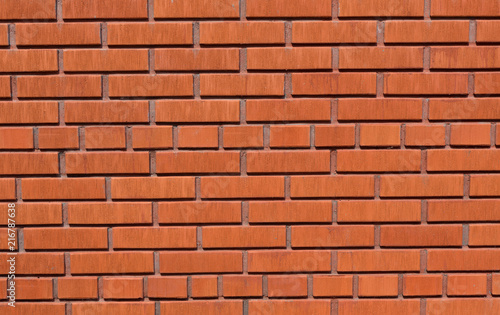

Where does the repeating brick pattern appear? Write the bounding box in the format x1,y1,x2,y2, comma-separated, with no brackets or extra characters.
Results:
1,0,500,314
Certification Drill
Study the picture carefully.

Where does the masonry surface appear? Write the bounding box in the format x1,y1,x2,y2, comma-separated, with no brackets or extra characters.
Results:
1,0,500,314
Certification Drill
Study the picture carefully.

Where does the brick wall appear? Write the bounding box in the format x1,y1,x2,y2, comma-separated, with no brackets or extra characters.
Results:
1,0,500,314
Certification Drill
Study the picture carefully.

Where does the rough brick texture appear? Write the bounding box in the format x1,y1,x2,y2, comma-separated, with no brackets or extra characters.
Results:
1,0,500,314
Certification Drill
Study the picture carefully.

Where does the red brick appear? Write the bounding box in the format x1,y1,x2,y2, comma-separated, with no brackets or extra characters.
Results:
132,126,172,149
270,125,309,148
71,252,154,274
475,73,500,95
493,275,500,295
431,47,500,69
72,302,154,315
0,50,57,72
0,153,58,175
291,175,374,198
17,23,101,46
447,274,487,296
314,275,353,297
201,176,284,199
268,275,308,298
358,275,398,297
159,251,242,274
251,301,331,315
158,201,241,224
247,0,331,18
111,177,195,200
0,76,10,98
405,124,446,147
0,232,20,251
177,126,218,148
428,200,500,222
0,253,64,275
340,0,423,16
249,201,332,224
191,276,218,298
427,249,500,271
293,73,376,96
380,225,462,247
247,47,332,70
0,127,33,149
156,152,239,174
161,301,242,315
471,176,500,200
109,75,193,97
68,202,152,225
0,203,62,225
431,0,500,17
380,175,464,198
0,0,56,20
339,300,420,315
38,127,79,149
223,126,263,148
427,299,500,315
65,101,148,123
17,75,102,98
337,250,421,272
247,150,330,174
58,277,98,300
360,124,401,147
200,74,284,97
293,21,376,44
148,276,187,299
223,275,262,297
450,123,491,146
469,224,500,246
337,200,421,223
154,0,239,18
292,225,374,248
0,227,16,250
428,149,500,172
202,226,286,248
22,178,106,200
16,278,53,300
156,100,239,123
24,227,108,250
340,47,423,70
85,126,125,149
155,48,239,71
337,150,420,173
64,49,148,72
429,99,500,121
338,99,422,121
248,250,331,273
384,73,468,95
103,277,143,300
403,275,442,297
385,21,469,43
63,0,148,19
200,22,284,45
66,152,150,174
477,21,500,43
0,304,65,315
246,99,331,122
108,22,192,46
113,227,196,249
315,125,355,148
0,25,6,46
